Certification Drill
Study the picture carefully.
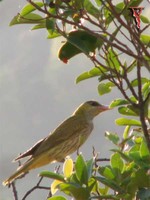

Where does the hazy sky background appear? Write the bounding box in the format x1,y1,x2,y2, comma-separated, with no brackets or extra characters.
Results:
1,0,149,199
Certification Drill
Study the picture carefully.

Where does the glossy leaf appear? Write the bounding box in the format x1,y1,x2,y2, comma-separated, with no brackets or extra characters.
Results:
48,196,67,200
84,0,100,18
140,15,150,24
142,81,150,99
123,126,130,139
20,2,44,16
140,140,150,159
105,132,120,145
131,77,149,87
10,13,44,26
118,106,139,116
75,154,88,185
110,99,128,108
111,153,124,173
140,34,150,47
106,48,120,71
39,171,65,182
115,118,141,126
76,67,106,83
59,182,90,200
99,166,115,179
98,82,114,95
95,176,122,192
86,158,94,180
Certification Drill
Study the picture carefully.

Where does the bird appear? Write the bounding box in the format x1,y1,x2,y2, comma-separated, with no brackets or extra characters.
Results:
3,100,111,186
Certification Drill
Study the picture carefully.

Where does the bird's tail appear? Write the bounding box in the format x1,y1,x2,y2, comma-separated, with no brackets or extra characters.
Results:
3,158,35,186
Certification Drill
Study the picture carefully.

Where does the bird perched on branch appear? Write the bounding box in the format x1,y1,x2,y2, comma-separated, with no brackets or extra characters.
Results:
3,101,111,186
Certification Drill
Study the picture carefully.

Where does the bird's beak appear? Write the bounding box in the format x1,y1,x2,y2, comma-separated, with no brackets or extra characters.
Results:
100,105,112,111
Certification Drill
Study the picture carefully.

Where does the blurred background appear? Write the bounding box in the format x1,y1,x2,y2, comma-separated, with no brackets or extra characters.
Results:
0,0,149,199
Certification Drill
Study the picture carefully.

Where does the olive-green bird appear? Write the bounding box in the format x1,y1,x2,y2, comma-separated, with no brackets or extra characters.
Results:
3,101,110,186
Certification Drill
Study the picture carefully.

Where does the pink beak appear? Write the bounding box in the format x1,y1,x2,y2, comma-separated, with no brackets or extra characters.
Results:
100,105,112,112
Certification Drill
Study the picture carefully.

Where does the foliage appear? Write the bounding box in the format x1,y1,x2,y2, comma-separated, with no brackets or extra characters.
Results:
7,0,150,199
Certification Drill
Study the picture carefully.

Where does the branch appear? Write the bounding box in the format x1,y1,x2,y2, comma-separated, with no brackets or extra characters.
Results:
22,177,50,200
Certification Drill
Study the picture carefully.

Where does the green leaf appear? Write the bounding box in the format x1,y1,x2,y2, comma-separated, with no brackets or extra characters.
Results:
95,176,122,192
105,132,120,145
140,34,150,47
140,140,150,159
106,48,120,71
98,82,114,95
140,15,150,24
118,106,139,116
123,126,130,139
75,154,88,185
76,66,106,83
110,99,128,108
86,158,94,180
99,166,115,179
59,182,90,200
48,196,67,200
142,81,150,99
39,171,65,182
115,118,141,126
84,0,100,18
10,13,44,26
31,21,46,30
20,2,44,16
131,77,149,87
111,153,124,173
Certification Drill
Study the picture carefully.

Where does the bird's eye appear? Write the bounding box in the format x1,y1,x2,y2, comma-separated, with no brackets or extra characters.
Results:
88,101,100,107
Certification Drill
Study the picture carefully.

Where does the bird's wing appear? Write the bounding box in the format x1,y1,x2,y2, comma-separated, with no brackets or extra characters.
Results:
14,137,47,161
33,115,93,156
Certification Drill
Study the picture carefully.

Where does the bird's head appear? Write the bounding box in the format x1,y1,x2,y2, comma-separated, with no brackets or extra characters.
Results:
73,100,111,120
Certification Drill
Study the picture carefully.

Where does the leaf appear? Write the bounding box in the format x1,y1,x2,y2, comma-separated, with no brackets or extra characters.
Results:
111,153,124,173
84,0,100,18
51,180,63,195
59,182,90,200
140,34,150,47
110,99,128,108
86,158,94,180
20,2,44,16
123,126,130,139
63,158,73,178
95,176,122,192
75,154,88,185
10,13,44,26
115,118,141,126
131,77,149,87
39,171,65,182
99,166,115,179
48,196,67,200
140,140,150,159
140,15,150,24
106,48,120,71
105,132,120,145
118,106,139,116
98,82,114,95
76,67,105,84
142,81,150,99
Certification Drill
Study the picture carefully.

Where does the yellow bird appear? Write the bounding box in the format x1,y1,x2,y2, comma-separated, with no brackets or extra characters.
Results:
3,101,111,186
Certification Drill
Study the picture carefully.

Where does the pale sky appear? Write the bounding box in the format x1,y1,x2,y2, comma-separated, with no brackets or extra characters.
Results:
1,0,149,199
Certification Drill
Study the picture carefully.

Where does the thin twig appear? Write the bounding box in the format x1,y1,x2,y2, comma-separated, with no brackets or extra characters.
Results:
22,177,50,200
